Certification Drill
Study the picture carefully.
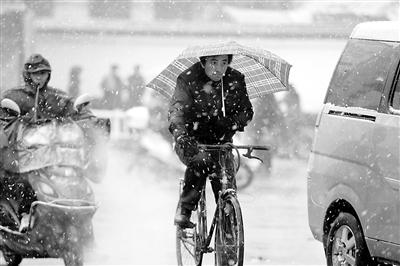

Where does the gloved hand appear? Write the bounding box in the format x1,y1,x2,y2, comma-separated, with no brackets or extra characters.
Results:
216,117,238,131
176,135,199,157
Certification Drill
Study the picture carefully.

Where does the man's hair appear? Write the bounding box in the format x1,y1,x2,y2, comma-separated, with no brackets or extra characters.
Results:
199,54,233,66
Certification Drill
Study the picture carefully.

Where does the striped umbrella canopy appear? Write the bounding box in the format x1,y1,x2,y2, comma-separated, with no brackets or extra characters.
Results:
146,41,292,100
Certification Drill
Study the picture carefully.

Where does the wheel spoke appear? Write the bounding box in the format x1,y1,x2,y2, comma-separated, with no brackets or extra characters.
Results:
182,243,195,258
177,188,207,265
346,235,355,249
229,216,237,242
177,226,202,266
333,237,342,249
340,226,349,243
181,237,195,249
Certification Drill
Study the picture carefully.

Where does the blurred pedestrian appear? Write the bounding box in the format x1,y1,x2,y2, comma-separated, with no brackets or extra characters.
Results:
67,65,82,98
281,84,301,115
280,84,302,158
100,64,124,109
125,64,145,108
248,93,285,174
147,90,171,142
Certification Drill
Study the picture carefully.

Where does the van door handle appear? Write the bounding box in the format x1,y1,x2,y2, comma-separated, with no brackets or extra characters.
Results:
328,110,376,122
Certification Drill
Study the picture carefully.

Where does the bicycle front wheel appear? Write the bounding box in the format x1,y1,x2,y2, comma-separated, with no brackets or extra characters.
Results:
176,208,204,266
215,194,244,266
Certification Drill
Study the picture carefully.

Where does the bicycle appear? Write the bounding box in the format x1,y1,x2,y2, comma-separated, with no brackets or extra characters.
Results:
175,143,269,266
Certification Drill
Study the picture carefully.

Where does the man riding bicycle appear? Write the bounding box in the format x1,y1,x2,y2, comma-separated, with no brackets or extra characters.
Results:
168,54,253,228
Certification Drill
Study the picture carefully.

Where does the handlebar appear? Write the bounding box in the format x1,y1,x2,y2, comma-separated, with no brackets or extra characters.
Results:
198,143,270,168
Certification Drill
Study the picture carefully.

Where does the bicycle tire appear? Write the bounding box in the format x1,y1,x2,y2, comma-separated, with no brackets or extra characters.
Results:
197,190,208,248
215,194,244,266
176,223,202,265
176,195,206,266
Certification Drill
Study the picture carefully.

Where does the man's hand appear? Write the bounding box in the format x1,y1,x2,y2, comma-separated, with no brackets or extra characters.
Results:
216,117,238,131
176,135,199,157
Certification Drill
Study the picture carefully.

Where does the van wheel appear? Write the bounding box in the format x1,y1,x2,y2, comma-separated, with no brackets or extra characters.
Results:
326,212,373,266
1,249,22,266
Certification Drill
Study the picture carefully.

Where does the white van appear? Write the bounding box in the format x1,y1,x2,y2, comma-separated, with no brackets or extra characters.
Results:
307,21,400,266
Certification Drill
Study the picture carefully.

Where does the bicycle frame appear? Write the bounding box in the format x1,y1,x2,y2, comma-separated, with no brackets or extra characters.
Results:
196,144,269,257
176,143,269,266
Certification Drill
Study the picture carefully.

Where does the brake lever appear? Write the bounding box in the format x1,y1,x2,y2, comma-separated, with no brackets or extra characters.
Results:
242,148,264,163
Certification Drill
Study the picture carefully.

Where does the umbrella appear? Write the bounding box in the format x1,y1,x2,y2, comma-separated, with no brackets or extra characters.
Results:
146,41,292,100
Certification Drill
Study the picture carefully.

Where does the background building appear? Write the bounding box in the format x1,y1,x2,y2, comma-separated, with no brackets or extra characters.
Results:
1,0,398,112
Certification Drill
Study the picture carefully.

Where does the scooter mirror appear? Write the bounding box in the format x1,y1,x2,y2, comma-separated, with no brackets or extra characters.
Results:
1,98,21,116
74,93,93,112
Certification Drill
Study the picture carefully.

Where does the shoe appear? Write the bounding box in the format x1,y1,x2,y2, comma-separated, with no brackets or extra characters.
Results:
174,206,195,229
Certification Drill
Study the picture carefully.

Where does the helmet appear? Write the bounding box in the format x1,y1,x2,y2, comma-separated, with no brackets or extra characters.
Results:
24,54,52,73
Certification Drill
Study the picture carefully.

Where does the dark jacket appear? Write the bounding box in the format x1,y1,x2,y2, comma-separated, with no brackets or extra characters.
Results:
1,85,75,119
168,62,253,144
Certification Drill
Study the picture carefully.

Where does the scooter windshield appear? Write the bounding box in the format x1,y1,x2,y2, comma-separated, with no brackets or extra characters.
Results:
22,121,84,147
14,120,86,173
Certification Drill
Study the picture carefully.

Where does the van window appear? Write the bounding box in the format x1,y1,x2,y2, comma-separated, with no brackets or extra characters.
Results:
391,73,400,110
325,39,398,110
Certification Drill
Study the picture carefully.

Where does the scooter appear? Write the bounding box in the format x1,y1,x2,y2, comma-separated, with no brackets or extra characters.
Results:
0,96,110,266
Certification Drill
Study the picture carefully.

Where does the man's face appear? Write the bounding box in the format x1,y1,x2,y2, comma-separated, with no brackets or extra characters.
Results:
203,55,229,82
30,71,50,89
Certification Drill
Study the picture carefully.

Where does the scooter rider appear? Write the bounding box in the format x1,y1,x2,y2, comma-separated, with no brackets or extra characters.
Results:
169,54,254,228
0,54,80,231
2,54,78,119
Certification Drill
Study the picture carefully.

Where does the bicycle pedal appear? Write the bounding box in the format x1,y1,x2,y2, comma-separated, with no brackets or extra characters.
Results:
178,229,194,238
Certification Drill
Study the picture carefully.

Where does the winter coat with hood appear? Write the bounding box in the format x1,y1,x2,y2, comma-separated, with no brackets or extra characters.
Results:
1,54,76,120
168,61,253,144
2,86,76,120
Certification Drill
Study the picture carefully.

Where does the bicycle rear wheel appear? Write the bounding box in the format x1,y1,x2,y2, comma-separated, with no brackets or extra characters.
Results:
215,194,244,266
176,196,207,266
176,226,202,266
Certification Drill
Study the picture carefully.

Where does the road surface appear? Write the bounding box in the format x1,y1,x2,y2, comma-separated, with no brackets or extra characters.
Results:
15,145,326,265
